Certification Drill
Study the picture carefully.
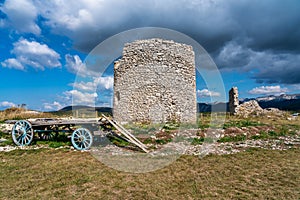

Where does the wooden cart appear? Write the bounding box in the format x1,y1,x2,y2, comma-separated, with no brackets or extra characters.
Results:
6,115,148,152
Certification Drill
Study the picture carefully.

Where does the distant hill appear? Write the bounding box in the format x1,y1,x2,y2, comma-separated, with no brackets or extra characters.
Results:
58,93,300,114
197,102,228,112
242,94,300,111
59,105,112,113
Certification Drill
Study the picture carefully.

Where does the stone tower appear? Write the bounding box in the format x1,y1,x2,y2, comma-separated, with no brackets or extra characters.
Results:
229,87,239,114
113,38,197,124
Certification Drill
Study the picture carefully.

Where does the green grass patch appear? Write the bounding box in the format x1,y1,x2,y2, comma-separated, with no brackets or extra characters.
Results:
124,123,162,135
187,137,216,145
142,138,153,144
250,131,269,140
155,138,172,145
106,134,131,147
163,122,179,130
223,120,263,129
279,126,289,135
197,123,210,129
191,137,204,145
35,141,71,148
0,138,13,146
0,131,9,139
0,131,13,146
250,129,294,140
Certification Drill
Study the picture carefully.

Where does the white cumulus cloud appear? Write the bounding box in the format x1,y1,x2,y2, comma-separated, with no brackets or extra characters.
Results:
43,101,63,111
248,85,288,95
1,0,41,34
64,90,98,106
0,101,16,108
1,58,24,70
197,89,221,97
1,39,61,70
65,54,86,74
95,76,114,90
65,54,100,77
65,54,114,91
72,81,97,92
71,76,114,91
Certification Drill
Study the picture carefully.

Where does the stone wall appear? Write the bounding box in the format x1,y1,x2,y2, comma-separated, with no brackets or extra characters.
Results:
229,87,239,114
113,38,197,124
235,100,263,117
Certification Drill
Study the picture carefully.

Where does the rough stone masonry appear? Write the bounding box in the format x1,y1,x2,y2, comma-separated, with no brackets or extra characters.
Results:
228,87,283,117
229,87,239,114
113,38,197,124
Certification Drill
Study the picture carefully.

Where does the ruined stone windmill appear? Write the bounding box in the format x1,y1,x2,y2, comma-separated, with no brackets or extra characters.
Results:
113,38,197,124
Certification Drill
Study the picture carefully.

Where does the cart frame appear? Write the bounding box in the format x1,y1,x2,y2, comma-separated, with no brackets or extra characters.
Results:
7,115,148,152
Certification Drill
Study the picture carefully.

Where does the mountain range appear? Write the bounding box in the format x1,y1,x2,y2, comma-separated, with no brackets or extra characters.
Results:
242,93,300,111
58,94,300,113
198,93,300,112
59,105,112,113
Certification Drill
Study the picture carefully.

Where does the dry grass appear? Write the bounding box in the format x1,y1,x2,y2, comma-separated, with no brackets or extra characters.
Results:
198,112,300,131
0,148,299,199
0,107,56,122
227,112,300,127
1,110,299,199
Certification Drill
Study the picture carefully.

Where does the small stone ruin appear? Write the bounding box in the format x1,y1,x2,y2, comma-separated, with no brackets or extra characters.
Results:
113,38,197,124
235,100,263,117
229,87,284,117
229,87,239,114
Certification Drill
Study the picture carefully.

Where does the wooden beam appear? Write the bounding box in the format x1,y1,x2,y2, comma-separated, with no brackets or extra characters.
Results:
101,114,148,153
112,119,148,149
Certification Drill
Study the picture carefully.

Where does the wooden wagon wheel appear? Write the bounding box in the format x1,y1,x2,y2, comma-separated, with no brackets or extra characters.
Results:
39,132,55,140
39,125,57,140
71,128,93,150
11,120,34,146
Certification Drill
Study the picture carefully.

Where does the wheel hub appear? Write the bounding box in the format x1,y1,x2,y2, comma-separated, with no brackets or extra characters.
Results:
21,127,26,136
78,136,85,142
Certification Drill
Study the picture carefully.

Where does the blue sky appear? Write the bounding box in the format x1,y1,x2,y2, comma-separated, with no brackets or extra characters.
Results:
0,0,300,111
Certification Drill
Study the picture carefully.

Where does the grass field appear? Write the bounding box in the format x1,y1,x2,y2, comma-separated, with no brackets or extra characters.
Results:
0,109,299,199
0,148,299,199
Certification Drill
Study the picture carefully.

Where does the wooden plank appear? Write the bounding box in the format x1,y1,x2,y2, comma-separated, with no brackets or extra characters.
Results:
105,118,148,153
101,115,148,153
101,114,148,153
112,119,148,149
6,118,103,126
